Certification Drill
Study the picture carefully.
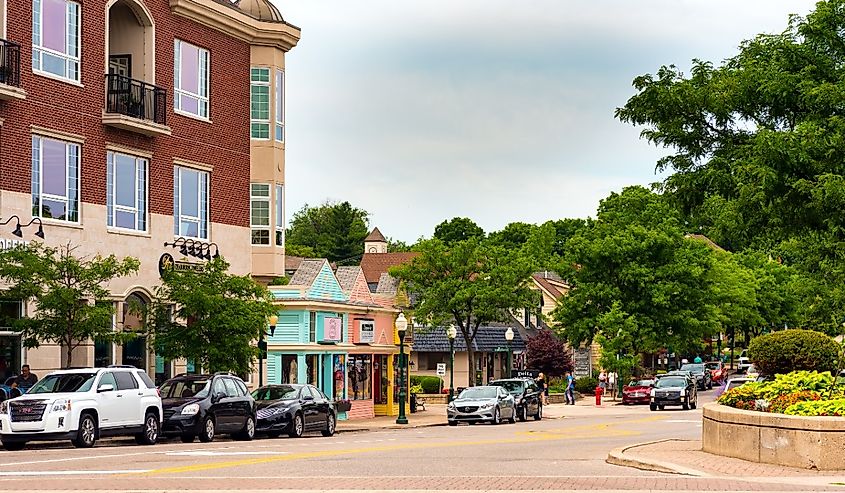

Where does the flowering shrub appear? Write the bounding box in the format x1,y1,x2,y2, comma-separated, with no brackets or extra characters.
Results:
769,391,822,414
785,399,845,417
717,382,764,407
757,371,832,400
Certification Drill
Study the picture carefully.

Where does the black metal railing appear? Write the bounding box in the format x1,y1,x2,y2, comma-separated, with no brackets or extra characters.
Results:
105,73,167,125
0,39,21,87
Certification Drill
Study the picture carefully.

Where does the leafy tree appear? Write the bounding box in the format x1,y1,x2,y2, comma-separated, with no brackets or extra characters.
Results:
433,217,485,245
387,237,414,253
525,328,573,378
390,238,535,386
554,186,720,357
283,243,315,258
547,218,589,257
146,257,276,375
286,201,369,265
615,0,845,334
488,222,536,250
0,243,139,368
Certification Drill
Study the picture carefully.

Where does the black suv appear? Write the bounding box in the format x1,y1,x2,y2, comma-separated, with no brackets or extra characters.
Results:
650,375,697,411
489,378,542,421
159,373,256,443
679,363,712,390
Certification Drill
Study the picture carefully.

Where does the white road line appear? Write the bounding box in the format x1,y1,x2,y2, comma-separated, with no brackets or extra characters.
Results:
166,451,290,456
663,419,701,423
0,469,151,476
0,445,256,467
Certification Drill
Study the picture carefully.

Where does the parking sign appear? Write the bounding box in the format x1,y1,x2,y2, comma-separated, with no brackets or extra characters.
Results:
436,363,447,376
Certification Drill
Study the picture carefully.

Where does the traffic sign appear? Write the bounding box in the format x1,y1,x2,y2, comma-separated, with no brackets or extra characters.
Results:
436,363,447,376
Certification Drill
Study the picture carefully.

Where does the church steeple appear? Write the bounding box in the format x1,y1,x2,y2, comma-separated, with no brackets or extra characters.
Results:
364,227,387,254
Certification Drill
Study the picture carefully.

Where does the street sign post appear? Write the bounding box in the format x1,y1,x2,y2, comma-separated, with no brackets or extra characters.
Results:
436,363,447,376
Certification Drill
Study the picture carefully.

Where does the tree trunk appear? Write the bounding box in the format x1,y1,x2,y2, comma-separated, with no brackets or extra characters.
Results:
65,343,74,369
466,345,475,387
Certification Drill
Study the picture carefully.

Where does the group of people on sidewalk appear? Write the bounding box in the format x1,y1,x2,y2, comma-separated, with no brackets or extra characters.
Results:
535,371,577,405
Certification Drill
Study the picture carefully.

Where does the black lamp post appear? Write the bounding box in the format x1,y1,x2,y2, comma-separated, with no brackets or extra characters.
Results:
505,327,514,378
395,312,408,425
258,314,278,388
447,324,456,403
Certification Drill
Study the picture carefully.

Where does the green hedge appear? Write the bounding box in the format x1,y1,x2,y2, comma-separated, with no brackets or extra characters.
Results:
785,399,845,416
747,329,839,376
410,375,443,394
575,376,598,394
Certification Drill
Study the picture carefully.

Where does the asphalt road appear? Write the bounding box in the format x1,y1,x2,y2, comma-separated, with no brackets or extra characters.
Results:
0,390,831,492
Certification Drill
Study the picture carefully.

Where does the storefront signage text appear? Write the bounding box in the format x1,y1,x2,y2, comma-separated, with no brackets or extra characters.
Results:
0,239,29,251
324,316,343,342
358,320,374,343
158,253,205,277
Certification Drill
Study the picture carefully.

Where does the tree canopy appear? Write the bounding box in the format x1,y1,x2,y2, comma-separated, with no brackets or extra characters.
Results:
526,329,573,378
285,201,369,265
433,217,485,245
0,243,139,368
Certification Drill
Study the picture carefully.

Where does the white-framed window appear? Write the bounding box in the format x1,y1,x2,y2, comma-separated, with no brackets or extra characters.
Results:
107,152,147,232
32,0,80,82
174,40,209,119
173,166,208,239
250,67,270,139
275,70,284,142
31,135,79,222
275,184,284,246
251,183,270,245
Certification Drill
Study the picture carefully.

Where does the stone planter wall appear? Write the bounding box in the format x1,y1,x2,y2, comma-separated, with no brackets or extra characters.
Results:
702,402,845,470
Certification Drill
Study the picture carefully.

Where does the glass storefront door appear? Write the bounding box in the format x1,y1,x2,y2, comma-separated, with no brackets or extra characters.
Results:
306,354,319,386
122,336,147,370
375,355,388,405
94,340,113,367
0,334,21,381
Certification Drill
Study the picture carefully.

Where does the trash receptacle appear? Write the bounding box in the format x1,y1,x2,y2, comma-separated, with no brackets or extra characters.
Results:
410,394,417,413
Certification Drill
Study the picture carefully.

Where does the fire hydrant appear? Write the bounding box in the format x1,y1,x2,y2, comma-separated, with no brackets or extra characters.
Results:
595,386,602,406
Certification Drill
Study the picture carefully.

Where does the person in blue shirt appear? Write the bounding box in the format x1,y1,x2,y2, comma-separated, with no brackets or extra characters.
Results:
565,371,575,405
693,356,703,364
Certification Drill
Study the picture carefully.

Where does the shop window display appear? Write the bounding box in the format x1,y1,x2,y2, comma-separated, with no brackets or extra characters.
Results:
347,355,371,400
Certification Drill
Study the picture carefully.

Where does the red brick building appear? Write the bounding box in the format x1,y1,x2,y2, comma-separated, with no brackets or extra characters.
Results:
0,0,299,382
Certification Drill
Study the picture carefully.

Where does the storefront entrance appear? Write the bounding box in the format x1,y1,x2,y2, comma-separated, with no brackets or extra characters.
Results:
374,354,388,405
0,300,22,379
122,292,148,371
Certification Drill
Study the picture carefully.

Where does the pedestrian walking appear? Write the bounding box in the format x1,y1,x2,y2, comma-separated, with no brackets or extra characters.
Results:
608,371,617,400
565,371,575,405
598,370,607,395
536,372,548,405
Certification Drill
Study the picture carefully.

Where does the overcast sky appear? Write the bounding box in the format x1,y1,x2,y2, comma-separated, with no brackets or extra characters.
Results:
274,0,818,243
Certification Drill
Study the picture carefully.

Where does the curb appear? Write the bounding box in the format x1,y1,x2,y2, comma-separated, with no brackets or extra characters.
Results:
337,421,447,434
606,439,707,476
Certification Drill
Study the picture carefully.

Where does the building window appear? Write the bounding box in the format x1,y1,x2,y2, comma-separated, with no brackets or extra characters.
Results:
250,67,270,139
309,311,316,343
173,166,208,239
347,354,371,400
32,0,80,82
250,183,270,245
275,70,284,142
31,135,79,222
107,152,147,232
275,184,284,246
174,40,209,119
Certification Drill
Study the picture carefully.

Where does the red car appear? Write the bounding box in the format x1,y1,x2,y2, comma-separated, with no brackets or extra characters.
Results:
621,378,655,405
706,361,728,383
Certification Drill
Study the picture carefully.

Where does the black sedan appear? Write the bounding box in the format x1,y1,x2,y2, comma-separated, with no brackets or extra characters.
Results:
252,384,335,438
679,363,712,390
489,378,542,421
650,375,697,411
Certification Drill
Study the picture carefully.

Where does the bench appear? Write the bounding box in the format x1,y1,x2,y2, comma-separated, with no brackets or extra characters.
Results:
414,396,427,411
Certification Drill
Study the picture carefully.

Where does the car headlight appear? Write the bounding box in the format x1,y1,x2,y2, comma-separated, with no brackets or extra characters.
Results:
52,399,71,412
480,402,494,409
650,389,656,397
0,401,8,414
181,403,200,416
270,406,288,416
447,402,456,410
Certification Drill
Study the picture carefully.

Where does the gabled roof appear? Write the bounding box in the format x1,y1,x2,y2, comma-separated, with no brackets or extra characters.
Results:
532,274,569,300
334,266,360,292
375,272,400,295
365,227,386,242
288,259,326,286
285,255,305,274
335,266,375,305
412,325,526,353
360,252,418,284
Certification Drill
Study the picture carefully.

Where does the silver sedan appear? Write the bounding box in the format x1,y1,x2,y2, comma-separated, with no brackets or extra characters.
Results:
447,386,516,425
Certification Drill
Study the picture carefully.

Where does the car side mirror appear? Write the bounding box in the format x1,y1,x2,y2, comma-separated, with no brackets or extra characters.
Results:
97,384,114,393
212,391,226,403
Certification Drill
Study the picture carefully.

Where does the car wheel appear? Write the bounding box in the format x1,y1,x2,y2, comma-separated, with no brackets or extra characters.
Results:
72,413,97,448
517,407,526,422
708,380,713,390
683,397,690,411
491,406,501,425
235,416,255,441
533,404,543,421
135,412,159,445
180,434,195,443
448,421,458,426
508,408,516,424
658,405,665,410
198,415,216,443
321,413,336,437
649,403,657,411
691,397,697,410
289,413,304,438
1,441,25,451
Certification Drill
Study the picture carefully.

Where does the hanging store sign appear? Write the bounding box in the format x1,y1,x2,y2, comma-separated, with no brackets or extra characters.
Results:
324,316,343,342
358,320,374,343
158,253,205,276
0,239,29,251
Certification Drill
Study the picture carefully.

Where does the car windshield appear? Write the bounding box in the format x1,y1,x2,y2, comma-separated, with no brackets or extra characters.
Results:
27,373,96,394
727,380,748,390
705,362,721,370
680,364,704,373
656,378,686,388
491,381,525,394
628,380,653,387
252,385,300,401
458,387,498,399
160,379,211,399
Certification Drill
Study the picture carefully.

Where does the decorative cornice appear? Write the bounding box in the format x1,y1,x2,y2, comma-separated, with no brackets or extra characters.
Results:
169,0,301,52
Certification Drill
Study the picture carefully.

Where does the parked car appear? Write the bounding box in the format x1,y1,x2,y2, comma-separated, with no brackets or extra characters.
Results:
621,378,655,405
447,386,516,425
705,361,728,383
252,384,335,438
725,377,753,391
680,363,712,390
737,349,752,373
0,377,23,402
0,366,162,450
488,378,542,421
159,373,256,443
650,375,697,411
745,364,760,379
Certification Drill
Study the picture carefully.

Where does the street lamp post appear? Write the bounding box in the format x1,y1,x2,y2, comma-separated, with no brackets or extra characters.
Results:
505,327,514,379
258,314,278,388
395,312,409,425
447,325,457,402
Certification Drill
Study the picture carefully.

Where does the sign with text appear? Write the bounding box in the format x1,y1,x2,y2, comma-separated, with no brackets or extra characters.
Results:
573,347,592,378
358,320,374,343
158,253,205,277
324,316,343,342
436,363,447,376
512,369,539,379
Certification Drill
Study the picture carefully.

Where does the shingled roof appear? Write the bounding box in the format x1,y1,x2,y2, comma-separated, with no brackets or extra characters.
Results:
288,259,326,286
365,227,386,242
360,252,418,284
412,325,526,353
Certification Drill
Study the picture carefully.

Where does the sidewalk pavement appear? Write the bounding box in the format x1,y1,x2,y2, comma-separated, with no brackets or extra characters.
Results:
607,438,845,486
336,402,570,433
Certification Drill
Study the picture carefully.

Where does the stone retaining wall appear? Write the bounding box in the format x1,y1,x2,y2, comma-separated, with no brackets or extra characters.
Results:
702,402,845,470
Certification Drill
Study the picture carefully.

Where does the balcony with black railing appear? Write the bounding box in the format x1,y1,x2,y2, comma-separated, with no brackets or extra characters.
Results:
0,39,25,101
102,73,171,136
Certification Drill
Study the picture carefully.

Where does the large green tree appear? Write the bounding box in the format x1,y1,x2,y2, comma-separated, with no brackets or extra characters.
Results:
146,257,276,375
554,186,720,357
433,217,485,245
0,243,140,368
286,201,369,265
616,0,845,333
390,238,535,386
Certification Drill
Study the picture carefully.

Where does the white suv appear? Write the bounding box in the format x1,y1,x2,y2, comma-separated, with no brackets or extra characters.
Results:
0,366,162,450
